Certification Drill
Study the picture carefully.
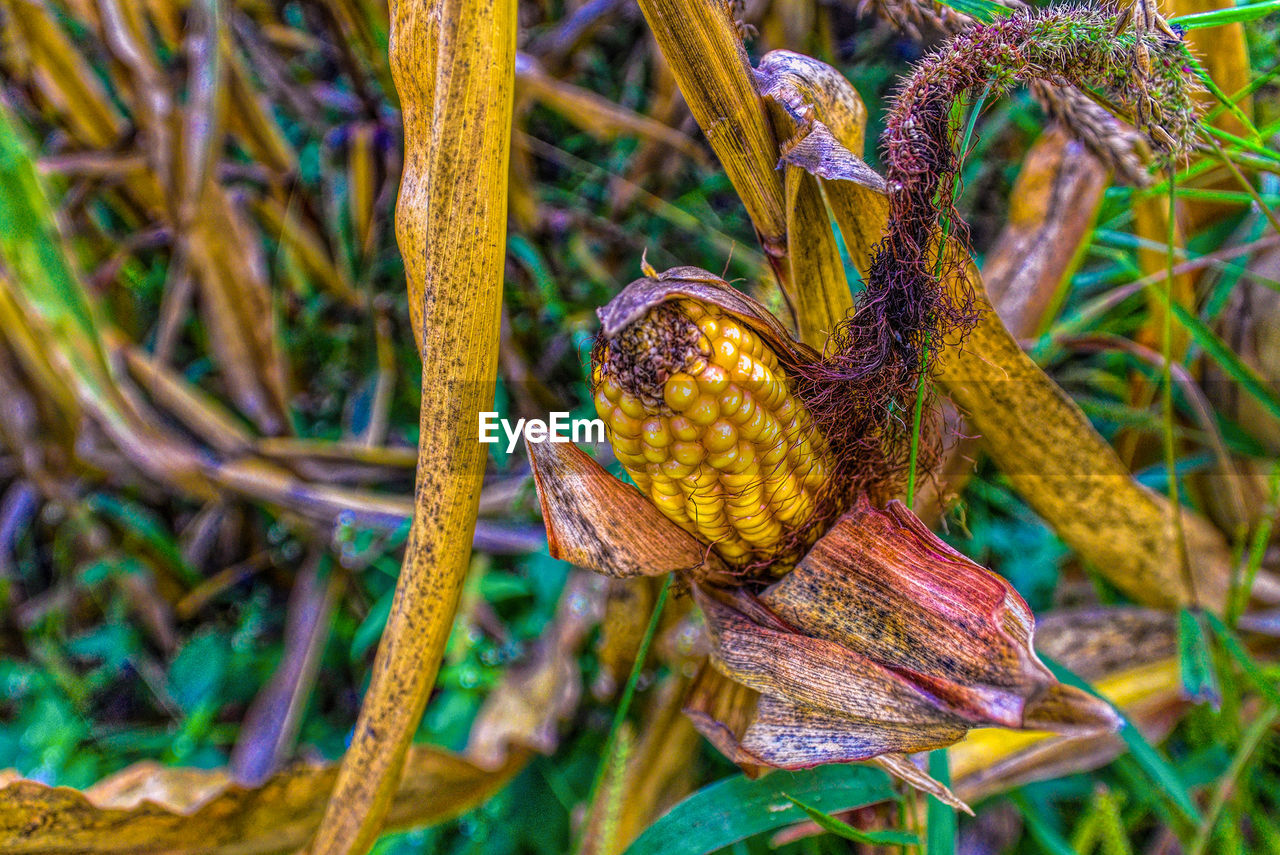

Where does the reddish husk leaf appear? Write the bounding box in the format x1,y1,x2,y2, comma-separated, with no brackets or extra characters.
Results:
685,498,1119,807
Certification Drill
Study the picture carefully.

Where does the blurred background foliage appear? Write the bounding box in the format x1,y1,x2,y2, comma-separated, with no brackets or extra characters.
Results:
1,0,1280,853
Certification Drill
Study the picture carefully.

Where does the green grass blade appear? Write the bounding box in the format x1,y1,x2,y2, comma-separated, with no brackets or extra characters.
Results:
1204,612,1280,709
1153,291,1280,422
1009,793,1078,855
1178,608,1221,706
783,795,919,847
622,765,897,855
1172,0,1280,30
1045,657,1203,826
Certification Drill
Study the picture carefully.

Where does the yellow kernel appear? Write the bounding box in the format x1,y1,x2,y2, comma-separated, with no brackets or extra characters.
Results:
728,395,756,426
697,364,729,395
642,444,667,464
600,375,621,402
697,316,719,339
707,445,740,470
720,323,741,345
619,393,649,420
712,338,738,370
642,418,671,448
719,385,744,417
664,374,699,412
669,416,700,442
671,441,705,466
611,434,642,456
660,457,695,479
594,389,613,419
704,421,737,454
610,407,642,437
686,397,719,426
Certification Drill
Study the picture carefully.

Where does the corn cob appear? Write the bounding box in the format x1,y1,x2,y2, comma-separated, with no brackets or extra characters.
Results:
592,298,833,568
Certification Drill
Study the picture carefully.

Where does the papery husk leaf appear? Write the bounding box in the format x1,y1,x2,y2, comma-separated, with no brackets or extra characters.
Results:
760,500,1117,733
685,500,1117,808
696,588,973,754
635,0,786,258
683,662,969,811
528,439,733,583
597,266,818,366
951,657,1184,804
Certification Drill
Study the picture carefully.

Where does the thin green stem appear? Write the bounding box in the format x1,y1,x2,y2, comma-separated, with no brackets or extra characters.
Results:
1162,176,1196,607
575,573,672,855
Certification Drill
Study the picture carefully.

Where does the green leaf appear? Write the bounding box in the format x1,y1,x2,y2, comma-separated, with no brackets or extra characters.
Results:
1178,608,1222,707
937,0,1012,22
622,764,897,855
783,794,919,847
1204,612,1280,709
1045,657,1203,826
927,750,957,855
1171,0,1280,30
1010,793,1078,855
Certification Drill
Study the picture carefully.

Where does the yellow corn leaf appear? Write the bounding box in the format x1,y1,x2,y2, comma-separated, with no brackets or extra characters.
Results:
186,193,292,435
347,122,379,257
225,46,298,176
1132,194,1193,360
516,52,707,164
0,746,528,855
933,273,1233,609
308,0,517,851
782,165,850,347
253,195,364,307
916,127,1109,517
2,0,124,148
983,126,1110,337
636,0,787,260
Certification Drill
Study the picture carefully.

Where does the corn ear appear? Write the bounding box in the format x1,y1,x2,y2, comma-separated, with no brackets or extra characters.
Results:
593,271,835,569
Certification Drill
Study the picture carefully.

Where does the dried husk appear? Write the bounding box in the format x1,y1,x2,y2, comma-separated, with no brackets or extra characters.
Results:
684,499,1119,809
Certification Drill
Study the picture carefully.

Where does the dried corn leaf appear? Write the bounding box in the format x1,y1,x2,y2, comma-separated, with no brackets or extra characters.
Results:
310,0,518,851
2,0,124,148
469,572,607,766
934,273,1233,609
756,50,886,277
636,0,786,258
0,745,527,855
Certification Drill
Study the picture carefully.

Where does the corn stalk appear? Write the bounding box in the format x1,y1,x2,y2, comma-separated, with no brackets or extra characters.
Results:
308,0,517,851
